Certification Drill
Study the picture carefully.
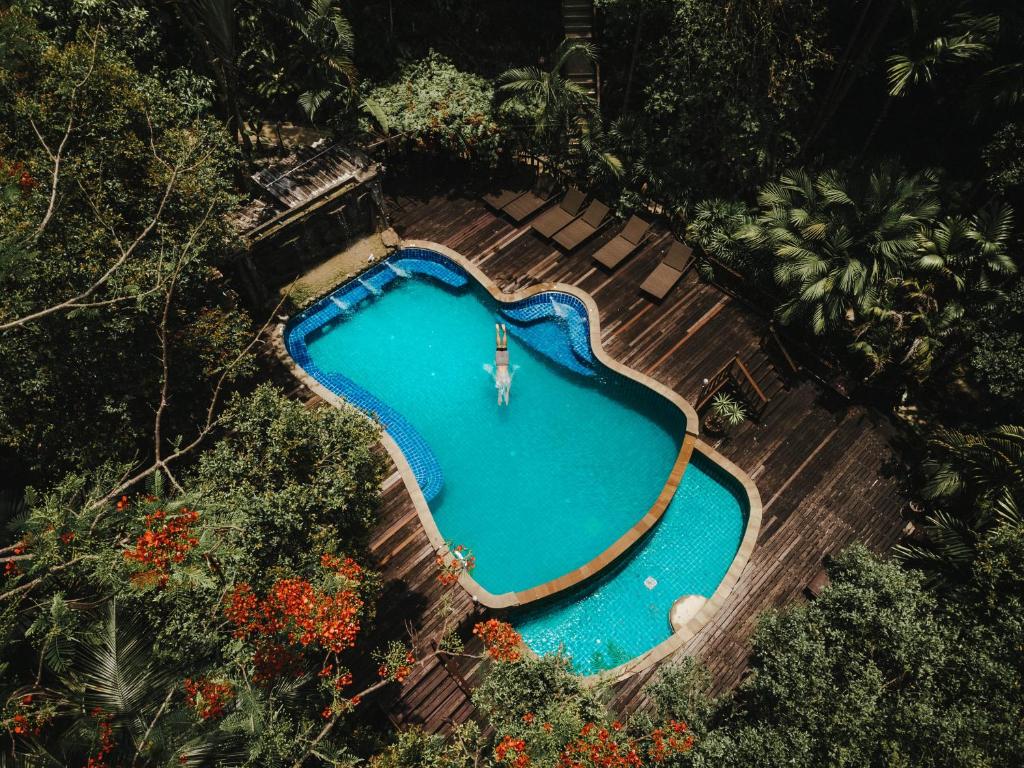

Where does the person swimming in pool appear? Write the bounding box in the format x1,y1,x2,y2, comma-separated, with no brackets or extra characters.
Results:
495,323,511,405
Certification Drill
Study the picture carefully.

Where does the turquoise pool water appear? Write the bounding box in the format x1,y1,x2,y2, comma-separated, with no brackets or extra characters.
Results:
512,452,746,675
289,253,684,594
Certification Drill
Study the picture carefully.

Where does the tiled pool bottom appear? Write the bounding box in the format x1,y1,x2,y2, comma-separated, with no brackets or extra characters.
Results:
512,452,746,676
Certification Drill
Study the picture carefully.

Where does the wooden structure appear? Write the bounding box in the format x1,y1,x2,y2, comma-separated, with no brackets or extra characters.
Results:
562,0,599,101
228,144,385,307
276,189,909,732
696,353,780,417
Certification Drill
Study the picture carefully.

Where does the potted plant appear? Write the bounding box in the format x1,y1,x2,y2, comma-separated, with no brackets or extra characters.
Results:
704,391,747,435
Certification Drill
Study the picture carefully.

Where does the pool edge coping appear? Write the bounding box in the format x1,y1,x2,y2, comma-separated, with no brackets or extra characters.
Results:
270,239,762,661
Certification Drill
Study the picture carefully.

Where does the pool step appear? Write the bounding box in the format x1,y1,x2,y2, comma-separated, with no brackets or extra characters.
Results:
500,293,597,378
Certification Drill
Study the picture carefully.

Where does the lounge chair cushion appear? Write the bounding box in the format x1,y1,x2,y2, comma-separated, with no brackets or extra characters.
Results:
620,215,651,244
504,190,550,222
663,241,693,270
559,187,587,214
552,200,610,250
532,189,587,238
640,241,694,299
593,237,633,269
483,188,524,209
580,200,609,227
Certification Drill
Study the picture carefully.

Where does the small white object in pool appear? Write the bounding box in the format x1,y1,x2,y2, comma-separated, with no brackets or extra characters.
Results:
644,576,658,590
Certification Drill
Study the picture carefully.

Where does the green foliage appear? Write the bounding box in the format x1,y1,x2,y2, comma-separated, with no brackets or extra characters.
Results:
496,39,620,183
693,163,1019,386
649,542,1024,767
0,386,386,766
370,723,482,768
896,424,1024,582
189,384,385,582
361,51,501,161
0,12,250,481
645,656,715,734
965,278,1024,413
597,0,830,206
473,654,604,762
710,393,746,428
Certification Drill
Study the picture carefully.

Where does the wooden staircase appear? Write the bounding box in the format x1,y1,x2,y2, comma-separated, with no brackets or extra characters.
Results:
561,0,599,103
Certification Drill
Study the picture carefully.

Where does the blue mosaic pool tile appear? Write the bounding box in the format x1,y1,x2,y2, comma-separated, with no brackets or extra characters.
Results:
284,255,465,503
499,292,596,377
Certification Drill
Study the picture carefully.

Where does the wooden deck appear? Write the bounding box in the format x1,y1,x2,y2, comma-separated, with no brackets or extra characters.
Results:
297,189,908,732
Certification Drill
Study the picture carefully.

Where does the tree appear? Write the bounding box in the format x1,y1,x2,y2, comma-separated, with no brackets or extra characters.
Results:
743,164,940,335
895,424,1024,581
964,277,1024,416
0,13,252,483
291,0,358,121
647,542,1024,767
496,39,620,181
187,384,386,582
173,0,255,158
596,0,830,207
360,51,502,162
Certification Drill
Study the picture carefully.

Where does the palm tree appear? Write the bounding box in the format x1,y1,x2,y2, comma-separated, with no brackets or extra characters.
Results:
174,0,254,159
742,164,940,335
886,13,998,96
8,601,217,767
861,12,998,156
914,204,1017,296
496,39,619,179
290,0,357,122
685,198,758,275
895,425,1024,582
921,425,1024,525
496,39,598,143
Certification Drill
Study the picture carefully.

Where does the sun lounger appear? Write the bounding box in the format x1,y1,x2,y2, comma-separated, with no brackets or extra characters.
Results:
639,241,694,300
552,200,611,251
592,215,651,268
502,177,558,223
530,188,587,238
482,187,527,210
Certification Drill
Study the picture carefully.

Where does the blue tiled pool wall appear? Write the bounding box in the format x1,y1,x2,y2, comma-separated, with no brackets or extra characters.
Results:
284,247,648,506
498,292,597,378
284,252,472,503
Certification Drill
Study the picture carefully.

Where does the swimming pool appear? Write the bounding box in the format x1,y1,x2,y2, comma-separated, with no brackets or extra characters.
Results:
282,244,758,675
287,249,686,595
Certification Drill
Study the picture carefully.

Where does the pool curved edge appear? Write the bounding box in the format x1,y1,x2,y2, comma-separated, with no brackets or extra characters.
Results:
580,439,762,684
271,239,759,627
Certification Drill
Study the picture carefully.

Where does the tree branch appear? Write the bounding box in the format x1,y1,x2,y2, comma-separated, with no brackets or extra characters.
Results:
31,27,100,239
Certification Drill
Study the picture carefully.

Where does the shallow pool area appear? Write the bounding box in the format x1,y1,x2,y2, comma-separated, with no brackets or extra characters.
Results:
511,452,746,675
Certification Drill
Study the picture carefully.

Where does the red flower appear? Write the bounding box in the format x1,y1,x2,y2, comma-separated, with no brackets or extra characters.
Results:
184,678,234,720
123,507,199,587
472,619,522,662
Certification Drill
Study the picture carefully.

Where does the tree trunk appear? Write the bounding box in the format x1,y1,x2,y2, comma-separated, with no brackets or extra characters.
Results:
858,93,894,160
803,0,875,154
621,5,645,116
803,0,896,156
